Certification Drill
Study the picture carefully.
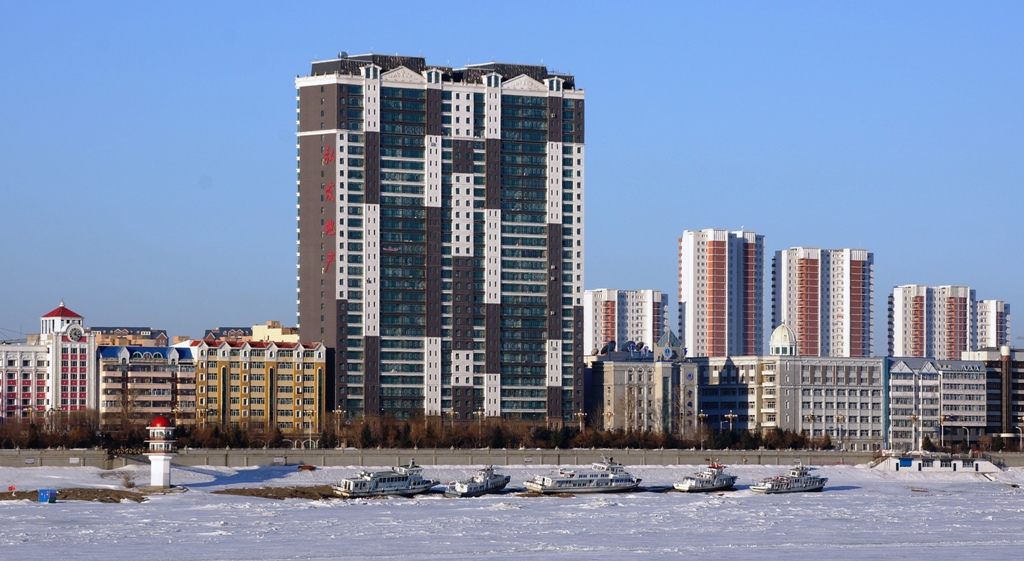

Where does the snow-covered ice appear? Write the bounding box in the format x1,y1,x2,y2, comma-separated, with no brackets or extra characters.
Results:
1,462,1023,560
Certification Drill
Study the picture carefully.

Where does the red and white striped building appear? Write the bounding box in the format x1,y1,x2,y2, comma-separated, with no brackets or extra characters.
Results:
772,248,874,357
889,285,974,360
1,302,97,420
677,229,764,358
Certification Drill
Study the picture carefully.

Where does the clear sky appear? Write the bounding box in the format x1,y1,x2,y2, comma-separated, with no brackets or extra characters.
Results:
1,2,1021,347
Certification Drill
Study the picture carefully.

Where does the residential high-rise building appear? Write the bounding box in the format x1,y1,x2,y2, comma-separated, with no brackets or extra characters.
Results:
772,247,874,357
678,229,764,357
888,285,975,360
295,53,585,425
583,289,667,355
976,299,1011,349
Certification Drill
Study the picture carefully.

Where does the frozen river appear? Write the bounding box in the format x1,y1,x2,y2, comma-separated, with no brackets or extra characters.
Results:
1,462,1022,560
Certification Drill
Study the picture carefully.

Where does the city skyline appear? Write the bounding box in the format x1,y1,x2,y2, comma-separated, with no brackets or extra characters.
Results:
2,3,1021,349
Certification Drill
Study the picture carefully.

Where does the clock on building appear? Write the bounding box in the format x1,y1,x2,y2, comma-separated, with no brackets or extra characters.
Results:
66,325,84,341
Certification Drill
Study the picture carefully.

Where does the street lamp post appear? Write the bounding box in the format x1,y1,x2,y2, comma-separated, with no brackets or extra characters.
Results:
725,410,736,432
1016,426,1023,452
305,409,314,450
576,411,586,433
698,410,707,450
806,414,815,450
962,427,970,452
938,414,945,450
910,414,919,451
836,414,844,451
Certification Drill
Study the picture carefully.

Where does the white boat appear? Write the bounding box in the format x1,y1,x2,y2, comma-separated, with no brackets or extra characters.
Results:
524,457,641,494
443,466,511,498
751,464,827,494
333,459,439,498
673,463,738,492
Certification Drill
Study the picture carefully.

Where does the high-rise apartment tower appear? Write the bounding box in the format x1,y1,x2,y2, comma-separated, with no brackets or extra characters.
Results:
889,285,975,360
677,229,764,357
976,299,1011,349
583,289,667,355
772,248,874,357
295,53,585,425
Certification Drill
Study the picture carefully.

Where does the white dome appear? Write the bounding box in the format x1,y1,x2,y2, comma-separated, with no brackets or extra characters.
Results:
769,324,798,356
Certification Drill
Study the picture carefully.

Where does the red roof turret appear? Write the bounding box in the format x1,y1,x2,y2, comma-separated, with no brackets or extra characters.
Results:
150,415,171,428
42,303,82,319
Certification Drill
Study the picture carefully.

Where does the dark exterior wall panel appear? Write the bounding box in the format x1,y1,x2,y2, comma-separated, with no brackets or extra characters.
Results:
363,335,380,416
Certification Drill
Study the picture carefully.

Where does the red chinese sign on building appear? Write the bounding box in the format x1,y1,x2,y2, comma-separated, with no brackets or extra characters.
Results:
322,145,335,165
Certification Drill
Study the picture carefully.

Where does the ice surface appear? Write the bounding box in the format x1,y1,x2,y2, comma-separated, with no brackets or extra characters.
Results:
1,462,1023,560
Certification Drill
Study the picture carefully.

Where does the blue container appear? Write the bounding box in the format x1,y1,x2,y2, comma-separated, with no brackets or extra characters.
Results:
38,489,57,503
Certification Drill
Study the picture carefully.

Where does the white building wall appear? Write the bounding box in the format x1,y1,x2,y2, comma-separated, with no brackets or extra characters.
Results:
976,299,1010,349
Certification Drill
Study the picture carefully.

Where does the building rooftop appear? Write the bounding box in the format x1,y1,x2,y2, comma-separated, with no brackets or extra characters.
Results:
41,301,82,319
306,53,576,89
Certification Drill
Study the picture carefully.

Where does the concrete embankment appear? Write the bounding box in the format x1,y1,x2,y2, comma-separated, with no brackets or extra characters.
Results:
5,447,1023,468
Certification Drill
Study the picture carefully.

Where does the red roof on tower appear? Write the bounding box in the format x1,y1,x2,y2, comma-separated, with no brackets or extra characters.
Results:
150,415,171,428
42,303,82,319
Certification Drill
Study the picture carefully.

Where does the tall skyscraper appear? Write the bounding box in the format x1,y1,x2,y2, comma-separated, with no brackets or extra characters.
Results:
583,289,667,355
295,53,585,425
677,229,764,357
772,247,874,357
976,299,1011,349
889,285,975,359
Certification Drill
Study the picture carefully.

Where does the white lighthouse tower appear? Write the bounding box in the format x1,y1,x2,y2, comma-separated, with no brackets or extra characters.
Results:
145,415,176,488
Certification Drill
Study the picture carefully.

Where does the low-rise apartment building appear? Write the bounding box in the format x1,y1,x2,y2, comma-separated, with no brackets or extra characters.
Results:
190,340,326,440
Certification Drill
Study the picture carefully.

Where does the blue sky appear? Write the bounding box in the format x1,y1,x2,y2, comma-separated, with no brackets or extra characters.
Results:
1,2,1021,347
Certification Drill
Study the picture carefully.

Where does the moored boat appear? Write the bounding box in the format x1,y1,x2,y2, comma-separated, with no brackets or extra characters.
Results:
751,463,827,494
443,466,511,498
524,457,641,494
333,459,439,498
673,463,738,492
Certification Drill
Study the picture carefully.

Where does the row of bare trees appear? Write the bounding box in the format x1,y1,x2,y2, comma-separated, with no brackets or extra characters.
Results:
0,411,1006,452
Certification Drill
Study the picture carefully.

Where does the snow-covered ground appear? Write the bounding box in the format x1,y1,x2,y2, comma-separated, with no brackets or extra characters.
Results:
2,462,1023,560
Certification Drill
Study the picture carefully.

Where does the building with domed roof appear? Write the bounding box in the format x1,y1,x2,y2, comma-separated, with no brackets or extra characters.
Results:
768,324,798,356
688,324,886,451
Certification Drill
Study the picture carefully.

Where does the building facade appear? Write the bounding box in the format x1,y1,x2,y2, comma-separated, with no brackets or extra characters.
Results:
583,289,667,355
2,303,98,421
203,327,253,342
91,327,169,347
252,321,299,343
689,325,886,451
97,346,197,428
295,53,585,425
962,346,1024,437
678,229,764,358
190,340,326,438
889,285,976,360
885,357,988,451
772,247,874,357
585,352,692,434
975,300,1011,349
